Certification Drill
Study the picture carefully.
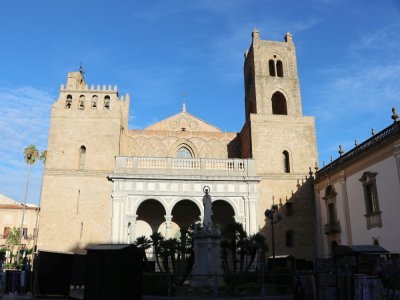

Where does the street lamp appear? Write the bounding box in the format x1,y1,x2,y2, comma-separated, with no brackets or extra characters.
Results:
264,204,282,268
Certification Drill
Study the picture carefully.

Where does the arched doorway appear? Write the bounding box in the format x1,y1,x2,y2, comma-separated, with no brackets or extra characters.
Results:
136,199,166,239
212,200,235,230
171,200,201,237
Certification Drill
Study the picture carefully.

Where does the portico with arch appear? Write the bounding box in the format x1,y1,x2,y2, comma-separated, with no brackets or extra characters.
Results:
109,175,259,244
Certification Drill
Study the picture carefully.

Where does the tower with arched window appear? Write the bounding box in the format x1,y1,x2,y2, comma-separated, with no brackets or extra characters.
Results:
240,29,318,260
38,70,130,253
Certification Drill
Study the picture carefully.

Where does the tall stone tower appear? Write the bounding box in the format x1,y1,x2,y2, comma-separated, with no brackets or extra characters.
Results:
240,29,318,260
37,70,129,253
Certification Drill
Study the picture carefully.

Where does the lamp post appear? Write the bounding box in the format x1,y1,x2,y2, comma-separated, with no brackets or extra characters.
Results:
264,204,282,268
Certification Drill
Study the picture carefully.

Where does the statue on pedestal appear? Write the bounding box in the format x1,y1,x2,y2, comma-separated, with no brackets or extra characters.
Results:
191,186,222,287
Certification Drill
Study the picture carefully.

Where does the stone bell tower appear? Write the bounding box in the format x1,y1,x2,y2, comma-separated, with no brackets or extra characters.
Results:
240,29,318,261
243,29,302,120
38,68,130,253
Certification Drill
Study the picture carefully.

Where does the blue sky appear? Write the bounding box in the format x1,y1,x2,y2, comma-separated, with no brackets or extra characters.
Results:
0,0,399,204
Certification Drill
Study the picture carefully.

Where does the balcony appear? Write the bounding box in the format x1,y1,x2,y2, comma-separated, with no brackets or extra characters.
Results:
365,212,382,229
113,156,256,177
324,222,341,235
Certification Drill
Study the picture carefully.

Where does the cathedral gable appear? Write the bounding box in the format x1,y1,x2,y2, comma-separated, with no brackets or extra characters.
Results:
145,105,221,132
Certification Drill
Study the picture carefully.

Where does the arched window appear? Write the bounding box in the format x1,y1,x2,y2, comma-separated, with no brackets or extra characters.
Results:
271,91,287,115
79,146,86,169
176,147,192,158
286,230,294,248
269,60,276,76
104,95,110,109
79,95,85,110
326,185,335,198
276,60,284,77
65,94,72,109
92,95,98,108
283,151,290,173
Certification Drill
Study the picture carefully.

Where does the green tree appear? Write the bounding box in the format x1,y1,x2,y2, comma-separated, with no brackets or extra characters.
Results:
16,145,40,264
6,227,21,257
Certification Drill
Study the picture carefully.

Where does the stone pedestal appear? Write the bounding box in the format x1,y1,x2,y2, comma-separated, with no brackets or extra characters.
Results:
191,232,223,287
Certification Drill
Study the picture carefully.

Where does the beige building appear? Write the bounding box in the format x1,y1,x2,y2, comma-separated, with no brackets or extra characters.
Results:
314,113,400,257
0,194,39,250
38,30,318,261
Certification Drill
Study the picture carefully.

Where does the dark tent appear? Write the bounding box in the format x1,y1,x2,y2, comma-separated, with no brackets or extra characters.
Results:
84,244,143,300
33,250,74,297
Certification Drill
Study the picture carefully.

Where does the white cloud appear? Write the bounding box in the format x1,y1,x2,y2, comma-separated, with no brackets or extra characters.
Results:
312,22,400,122
0,86,53,204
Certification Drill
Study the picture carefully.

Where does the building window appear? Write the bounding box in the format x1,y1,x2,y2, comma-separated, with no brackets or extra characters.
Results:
79,146,86,169
65,94,72,109
3,227,10,239
286,230,294,248
176,147,192,158
276,60,284,77
79,95,85,110
22,228,28,239
283,150,290,173
323,185,341,235
271,91,288,115
359,172,382,229
269,60,276,76
92,95,98,108
104,95,110,109
286,202,293,217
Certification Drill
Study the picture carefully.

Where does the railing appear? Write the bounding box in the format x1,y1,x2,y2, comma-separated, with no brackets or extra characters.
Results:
323,222,341,235
115,157,251,174
366,212,382,229
317,122,400,178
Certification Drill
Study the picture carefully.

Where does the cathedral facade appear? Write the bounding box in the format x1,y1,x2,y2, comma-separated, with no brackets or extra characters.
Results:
37,30,318,261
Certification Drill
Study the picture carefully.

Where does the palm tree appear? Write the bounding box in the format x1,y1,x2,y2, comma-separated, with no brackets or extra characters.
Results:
244,233,268,272
135,235,152,250
39,150,47,165
135,235,152,267
16,145,39,265
150,232,165,272
221,222,246,273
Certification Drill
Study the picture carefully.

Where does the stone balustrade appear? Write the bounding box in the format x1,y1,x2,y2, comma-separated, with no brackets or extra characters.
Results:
114,156,255,176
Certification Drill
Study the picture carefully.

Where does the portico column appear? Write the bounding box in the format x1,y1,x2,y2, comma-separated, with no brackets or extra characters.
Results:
127,215,138,244
111,195,124,243
248,197,257,234
164,215,173,239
